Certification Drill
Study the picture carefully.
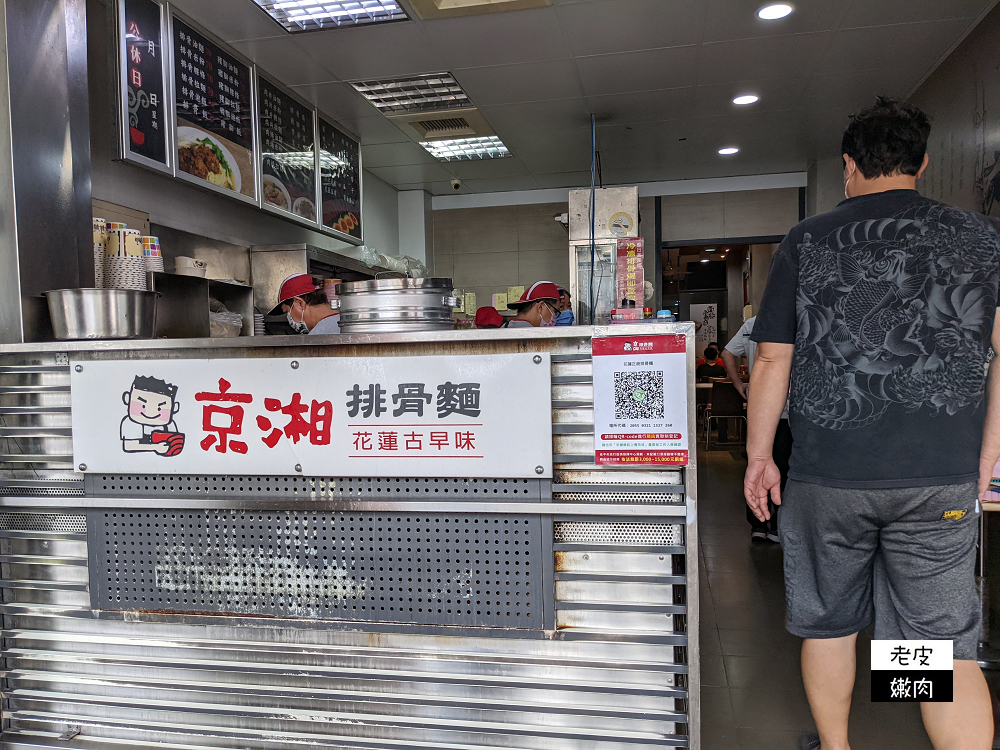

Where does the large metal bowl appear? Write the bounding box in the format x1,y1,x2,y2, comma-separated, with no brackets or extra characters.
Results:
44,288,158,340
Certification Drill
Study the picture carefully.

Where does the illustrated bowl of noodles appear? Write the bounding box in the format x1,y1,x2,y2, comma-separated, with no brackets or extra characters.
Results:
177,127,240,192
263,175,292,211
292,197,315,220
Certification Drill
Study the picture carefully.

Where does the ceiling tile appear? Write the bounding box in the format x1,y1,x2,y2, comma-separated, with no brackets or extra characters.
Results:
691,79,810,119
420,7,575,67
587,87,696,125
291,82,378,122
479,99,594,138
840,0,991,28
338,116,412,145
502,127,594,173
534,170,594,188
447,157,533,180
368,163,456,186
229,37,338,86
575,46,698,96
361,142,440,168
817,20,973,76
698,32,836,86
168,0,285,43
700,0,851,44
464,175,542,192
290,23,449,80
454,60,586,105
557,0,706,56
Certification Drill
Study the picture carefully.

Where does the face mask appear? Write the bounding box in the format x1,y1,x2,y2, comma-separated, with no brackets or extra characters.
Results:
286,305,309,334
540,305,557,327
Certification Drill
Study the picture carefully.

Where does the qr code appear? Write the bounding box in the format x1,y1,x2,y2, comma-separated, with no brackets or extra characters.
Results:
614,371,664,420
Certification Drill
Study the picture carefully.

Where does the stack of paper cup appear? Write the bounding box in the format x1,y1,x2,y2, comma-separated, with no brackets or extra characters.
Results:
141,236,164,273
104,228,147,290
92,218,107,288
254,312,265,336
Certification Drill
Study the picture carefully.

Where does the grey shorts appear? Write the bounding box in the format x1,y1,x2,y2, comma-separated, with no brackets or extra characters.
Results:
779,479,981,660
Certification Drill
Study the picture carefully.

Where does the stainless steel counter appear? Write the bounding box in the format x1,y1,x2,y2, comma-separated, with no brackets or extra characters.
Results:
0,324,700,750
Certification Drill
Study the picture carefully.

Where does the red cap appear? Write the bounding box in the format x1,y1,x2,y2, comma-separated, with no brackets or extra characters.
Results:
509,281,560,309
277,273,321,306
475,306,504,328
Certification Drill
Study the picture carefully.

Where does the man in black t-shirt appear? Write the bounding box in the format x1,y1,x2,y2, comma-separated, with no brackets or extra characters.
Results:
747,97,999,749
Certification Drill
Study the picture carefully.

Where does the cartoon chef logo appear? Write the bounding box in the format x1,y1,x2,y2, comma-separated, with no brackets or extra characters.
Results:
120,375,185,456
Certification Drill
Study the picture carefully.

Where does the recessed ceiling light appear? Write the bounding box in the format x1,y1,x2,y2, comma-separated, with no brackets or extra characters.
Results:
700,259,710,263
705,248,716,252
352,73,469,113
718,147,739,155
420,136,510,161
252,0,408,31
733,94,759,105
758,3,792,20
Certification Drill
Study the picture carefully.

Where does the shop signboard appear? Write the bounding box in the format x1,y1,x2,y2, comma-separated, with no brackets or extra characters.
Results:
258,77,317,223
172,17,256,201
615,238,643,319
71,354,552,479
319,116,362,240
119,0,169,172
592,334,689,466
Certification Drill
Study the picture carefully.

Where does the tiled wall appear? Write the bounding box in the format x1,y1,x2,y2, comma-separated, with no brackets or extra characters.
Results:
432,202,571,311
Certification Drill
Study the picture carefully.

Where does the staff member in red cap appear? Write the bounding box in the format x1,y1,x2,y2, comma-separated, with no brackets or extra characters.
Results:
474,306,504,329
270,273,340,335
504,281,560,328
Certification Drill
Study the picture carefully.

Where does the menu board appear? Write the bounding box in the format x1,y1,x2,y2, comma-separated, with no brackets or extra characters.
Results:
319,117,362,239
173,18,255,198
122,0,167,166
258,78,317,222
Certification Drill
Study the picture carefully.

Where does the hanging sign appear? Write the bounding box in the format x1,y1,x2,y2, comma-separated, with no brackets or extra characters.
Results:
71,354,552,479
592,335,689,465
119,0,168,170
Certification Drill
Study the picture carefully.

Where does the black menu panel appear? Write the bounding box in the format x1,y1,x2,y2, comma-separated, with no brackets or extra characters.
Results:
319,117,362,240
258,78,317,222
122,0,167,165
173,18,255,198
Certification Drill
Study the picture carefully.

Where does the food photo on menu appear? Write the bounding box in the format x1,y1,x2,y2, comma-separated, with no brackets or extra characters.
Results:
262,156,315,220
258,79,316,222
320,119,362,239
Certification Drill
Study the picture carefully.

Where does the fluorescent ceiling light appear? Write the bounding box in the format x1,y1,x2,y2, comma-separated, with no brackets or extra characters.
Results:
718,147,739,155
758,3,792,20
352,73,469,113
252,0,408,32
705,248,716,252
420,136,510,161
733,94,759,105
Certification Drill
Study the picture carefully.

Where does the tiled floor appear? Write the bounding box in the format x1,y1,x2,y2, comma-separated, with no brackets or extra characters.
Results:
697,448,934,750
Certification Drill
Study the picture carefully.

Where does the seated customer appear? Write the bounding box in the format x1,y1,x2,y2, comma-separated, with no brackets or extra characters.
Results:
696,346,726,380
474,307,503,329
696,341,720,367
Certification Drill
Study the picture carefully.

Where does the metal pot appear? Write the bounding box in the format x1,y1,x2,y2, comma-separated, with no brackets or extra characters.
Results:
44,288,158,340
335,278,460,334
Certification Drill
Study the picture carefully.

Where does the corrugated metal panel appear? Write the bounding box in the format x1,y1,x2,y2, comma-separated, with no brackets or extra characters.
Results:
0,328,698,749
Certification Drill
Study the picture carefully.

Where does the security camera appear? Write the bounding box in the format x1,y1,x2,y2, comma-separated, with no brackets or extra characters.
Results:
451,178,461,191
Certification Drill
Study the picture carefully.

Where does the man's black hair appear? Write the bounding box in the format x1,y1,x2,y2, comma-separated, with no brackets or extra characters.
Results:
841,96,931,179
297,290,331,307
705,346,719,360
131,375,177,399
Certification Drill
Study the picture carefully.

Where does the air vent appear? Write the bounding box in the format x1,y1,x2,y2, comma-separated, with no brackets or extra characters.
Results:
413,117,475,138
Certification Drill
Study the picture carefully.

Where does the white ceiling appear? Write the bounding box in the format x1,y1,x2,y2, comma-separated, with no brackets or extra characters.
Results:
169,0,998,195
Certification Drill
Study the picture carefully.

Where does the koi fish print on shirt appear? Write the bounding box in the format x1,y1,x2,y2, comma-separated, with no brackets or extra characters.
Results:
794,202,1000,430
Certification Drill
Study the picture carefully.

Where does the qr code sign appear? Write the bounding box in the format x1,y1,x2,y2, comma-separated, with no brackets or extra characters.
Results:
614,371,664,420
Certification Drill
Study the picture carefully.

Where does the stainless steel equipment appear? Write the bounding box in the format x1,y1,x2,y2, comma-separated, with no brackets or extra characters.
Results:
43,288,158,340
336,277,461,333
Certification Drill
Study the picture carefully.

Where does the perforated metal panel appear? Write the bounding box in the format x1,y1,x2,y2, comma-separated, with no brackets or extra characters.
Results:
89,510,543,628
554,491,683,504
0,512,85,533
554,521,684,547
86,474,544,500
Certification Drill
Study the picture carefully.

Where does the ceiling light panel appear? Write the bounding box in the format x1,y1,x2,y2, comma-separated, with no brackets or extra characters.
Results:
733,94,759,105
420,136,510,161
252,0,408,32
352,73,470,113
758,3,792,20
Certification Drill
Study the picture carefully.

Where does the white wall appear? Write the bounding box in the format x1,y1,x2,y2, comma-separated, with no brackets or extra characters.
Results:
659,188,800,242
397,189,433,267
361,172,400,256
807,157,844,217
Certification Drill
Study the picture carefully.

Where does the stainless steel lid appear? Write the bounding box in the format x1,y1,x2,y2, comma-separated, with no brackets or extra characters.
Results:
337,277,453,294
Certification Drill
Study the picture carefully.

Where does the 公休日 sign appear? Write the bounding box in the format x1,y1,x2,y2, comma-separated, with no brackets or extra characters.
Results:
592,335,689,465
71,354,552,478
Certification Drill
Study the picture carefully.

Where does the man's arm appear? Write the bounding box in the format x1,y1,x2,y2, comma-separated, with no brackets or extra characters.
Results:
743,341,794,520
979,308,1000,501
721,349,747,398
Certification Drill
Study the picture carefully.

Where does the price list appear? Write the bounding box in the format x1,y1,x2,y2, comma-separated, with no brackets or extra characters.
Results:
319,118,362,239
258,78,316,221
173,18,254,198
122,0,166,166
